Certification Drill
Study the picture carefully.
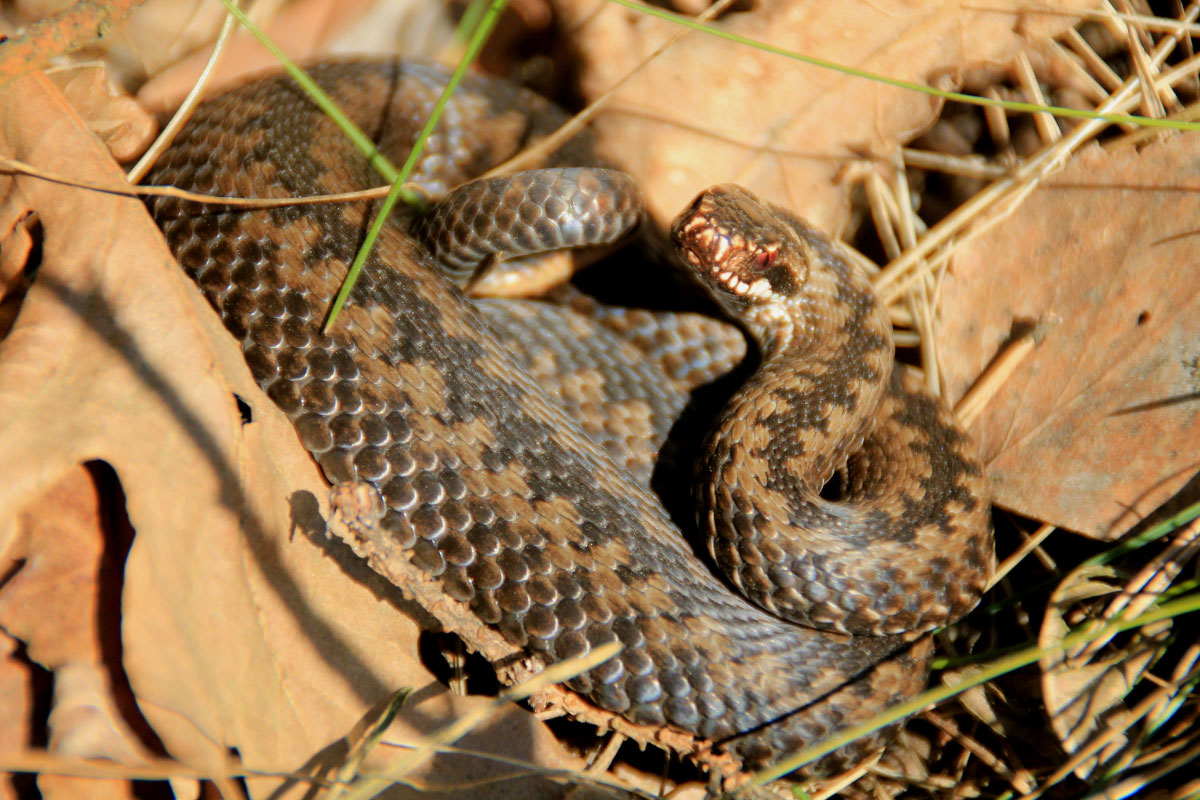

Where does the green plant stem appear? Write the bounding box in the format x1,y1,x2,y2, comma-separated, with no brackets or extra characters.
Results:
970,498,1200,625
322,0,511,332
338,641,621,800
216,0,398,182
745,591,1200,788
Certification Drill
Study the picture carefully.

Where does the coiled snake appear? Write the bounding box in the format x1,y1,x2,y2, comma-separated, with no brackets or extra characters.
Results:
147,59,993,776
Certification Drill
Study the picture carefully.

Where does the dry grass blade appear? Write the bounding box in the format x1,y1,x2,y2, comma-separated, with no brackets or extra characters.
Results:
952,318,1057,430
1021,662,1200,798
861,158,946,397
2,155,392,207
1039,563,1172,779
920,711,1034,794
482,0,742,178
1097,735,1200,799
125,1,239,184
325,690,411,800
335,642,621,800
1071,520,1200,662
900,147,1011,180
7,2,1200,797
989,523,1057,589
1032,518,1200,791
873,4,1200,307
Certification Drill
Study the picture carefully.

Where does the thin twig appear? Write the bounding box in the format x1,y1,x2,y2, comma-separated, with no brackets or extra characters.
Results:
1,156,393,207
0,0,148,86
126,1,240,183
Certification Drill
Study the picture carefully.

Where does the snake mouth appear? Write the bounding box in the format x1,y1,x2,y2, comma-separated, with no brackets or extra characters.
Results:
673,211,778,302
711,253,777,300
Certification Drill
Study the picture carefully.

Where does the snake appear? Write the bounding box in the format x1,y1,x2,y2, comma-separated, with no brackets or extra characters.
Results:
145,58,993,775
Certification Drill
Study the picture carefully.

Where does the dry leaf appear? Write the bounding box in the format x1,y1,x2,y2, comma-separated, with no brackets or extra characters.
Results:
46,64,156,161
556,0,1095,231
0,69,582,797
1038,564,1172,778
0,631,31,800
0,464,149,779
0,0,143,86
938,136,1200,539
135,0,408,114
939,664,1002,732
0,208,35,337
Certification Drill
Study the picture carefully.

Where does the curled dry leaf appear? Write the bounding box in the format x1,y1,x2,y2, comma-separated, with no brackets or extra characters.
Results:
554,0,1095,231
0,207,36,337
0,464,148,773
939,663,1002,732
0,71,584,798
46,64,157,162
938,136,1200,539
0,630,29,765
1038,563,1172,779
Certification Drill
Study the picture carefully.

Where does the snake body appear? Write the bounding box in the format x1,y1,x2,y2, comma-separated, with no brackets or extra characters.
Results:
147,59,992,773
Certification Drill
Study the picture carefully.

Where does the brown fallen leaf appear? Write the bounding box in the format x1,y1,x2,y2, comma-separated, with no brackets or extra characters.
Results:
0,69,584,796
46,64,157,162
938,136,1200,539
1038,563,1172,778
0,205,35,337
0,465,146,771
134,0,401,114
554,0,1094,231
0,630,32,800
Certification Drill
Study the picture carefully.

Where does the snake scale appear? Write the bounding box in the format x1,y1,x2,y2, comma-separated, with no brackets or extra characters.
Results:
146,59,993,775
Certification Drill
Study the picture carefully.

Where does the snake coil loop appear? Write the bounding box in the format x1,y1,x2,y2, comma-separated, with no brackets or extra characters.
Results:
147,58,992,776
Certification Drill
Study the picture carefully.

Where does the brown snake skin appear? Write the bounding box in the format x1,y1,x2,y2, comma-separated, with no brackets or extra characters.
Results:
146,59,993,775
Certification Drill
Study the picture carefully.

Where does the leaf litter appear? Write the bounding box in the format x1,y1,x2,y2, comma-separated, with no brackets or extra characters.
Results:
554,0,1096,232
0,63,587,800
1,0,1200,798
938,137,1200,541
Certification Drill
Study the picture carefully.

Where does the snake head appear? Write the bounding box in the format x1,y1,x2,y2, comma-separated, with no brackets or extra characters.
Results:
670,185,809,325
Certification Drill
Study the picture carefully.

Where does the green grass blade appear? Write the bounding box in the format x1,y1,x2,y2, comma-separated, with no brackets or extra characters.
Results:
323,0,511,331
969,498,1200,626
216,0,398,182
745,592,1200,788
607,0,1200,132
